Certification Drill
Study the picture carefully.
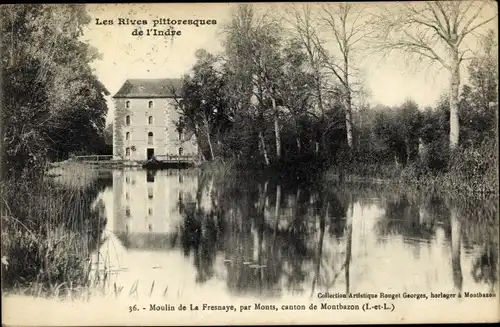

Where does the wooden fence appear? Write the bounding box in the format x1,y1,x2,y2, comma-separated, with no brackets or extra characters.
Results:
71,155,113,162
154,154,196,162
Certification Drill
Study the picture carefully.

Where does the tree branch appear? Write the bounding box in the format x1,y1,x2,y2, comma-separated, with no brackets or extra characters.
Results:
460,15,497,44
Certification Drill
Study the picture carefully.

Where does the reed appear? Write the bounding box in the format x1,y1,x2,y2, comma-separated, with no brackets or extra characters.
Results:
1,166,107,298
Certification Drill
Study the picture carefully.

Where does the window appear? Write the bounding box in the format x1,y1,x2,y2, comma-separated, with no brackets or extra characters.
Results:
148,187,153,199
148,116,153,125
148,208,153,215
148,101,154,108
178,130,183,141
148,132,153,145
125,206,131,217
125,191,129,200
125,132,130,141
148,224,153,232
126,101,130,109
125,176,129,184
125,147,130,156
178,147,183,156
179,174,183,184
125,115,130,126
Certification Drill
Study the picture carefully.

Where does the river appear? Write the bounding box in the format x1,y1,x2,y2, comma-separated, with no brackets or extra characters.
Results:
3,167,499,325
87,168,498,299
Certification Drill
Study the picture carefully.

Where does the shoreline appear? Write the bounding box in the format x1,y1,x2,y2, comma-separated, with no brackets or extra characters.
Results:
45,159,498,198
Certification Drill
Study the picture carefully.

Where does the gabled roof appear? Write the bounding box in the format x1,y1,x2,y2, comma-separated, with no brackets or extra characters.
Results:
112,78,182,98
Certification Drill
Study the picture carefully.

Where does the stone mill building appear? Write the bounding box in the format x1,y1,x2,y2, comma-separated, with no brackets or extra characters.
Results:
112,78,198,161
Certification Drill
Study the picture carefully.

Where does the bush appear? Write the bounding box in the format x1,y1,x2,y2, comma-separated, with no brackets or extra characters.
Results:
447,139,498,194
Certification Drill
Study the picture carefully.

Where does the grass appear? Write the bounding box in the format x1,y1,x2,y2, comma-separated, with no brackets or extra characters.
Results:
46,161,113,190
325,152,498,197
1,161,180,301
1,164,109,299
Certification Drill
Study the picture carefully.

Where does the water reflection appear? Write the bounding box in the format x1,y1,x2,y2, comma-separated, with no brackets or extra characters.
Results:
92,169,499,299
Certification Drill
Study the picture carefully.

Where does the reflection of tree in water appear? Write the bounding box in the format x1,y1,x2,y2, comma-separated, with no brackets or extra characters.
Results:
454,197,499,291
177,173,351,297
327,192,347,239
179,174,499,296
471,244,498,288
374,190,498,292
180,206,223,283
376,194,437,241
311,187,350,295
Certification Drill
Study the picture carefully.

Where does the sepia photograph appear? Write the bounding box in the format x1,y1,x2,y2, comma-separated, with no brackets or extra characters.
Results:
1,2,499,325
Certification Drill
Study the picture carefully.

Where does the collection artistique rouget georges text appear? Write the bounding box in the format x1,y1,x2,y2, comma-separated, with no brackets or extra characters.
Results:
317,291,497,300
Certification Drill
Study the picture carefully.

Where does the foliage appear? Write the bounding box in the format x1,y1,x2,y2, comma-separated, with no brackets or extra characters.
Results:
171,5,498,193
458,29,498,147
177,4,350,172
0,4,109,179
178,49,233,161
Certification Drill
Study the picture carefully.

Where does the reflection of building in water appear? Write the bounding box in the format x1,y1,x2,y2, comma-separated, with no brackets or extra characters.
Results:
113,169,200,249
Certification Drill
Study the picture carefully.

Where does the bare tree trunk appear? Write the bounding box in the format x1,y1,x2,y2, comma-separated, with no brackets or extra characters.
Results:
418,137,425,161
316,77,326,155
344,95,354,149
271,96,281,161
193,122,205,160
258,131,270,166
449,50,460,150
344,55,354,149
205,122,215,161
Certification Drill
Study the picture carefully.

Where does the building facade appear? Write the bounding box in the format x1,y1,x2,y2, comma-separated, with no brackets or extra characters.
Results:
112,78,198,161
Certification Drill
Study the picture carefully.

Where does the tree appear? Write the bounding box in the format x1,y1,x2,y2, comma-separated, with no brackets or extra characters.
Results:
249,16,285,161
285,5,328,154
1,4,109,177
178,49,231,161
398,99,423,164
223,4,290,164
371,1,497,150
222,4,272,165
104,123,113,147
319,3,374,150
458,29,498,145
372,100,423,167
277,39,316,154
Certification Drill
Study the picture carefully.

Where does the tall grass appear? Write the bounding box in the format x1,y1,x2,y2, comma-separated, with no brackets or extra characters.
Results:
1,165,109,299
325,140,498,196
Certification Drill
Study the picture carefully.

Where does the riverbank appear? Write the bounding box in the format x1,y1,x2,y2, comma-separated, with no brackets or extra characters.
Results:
324,162,498,198
44,152,497,197
1,165,109,298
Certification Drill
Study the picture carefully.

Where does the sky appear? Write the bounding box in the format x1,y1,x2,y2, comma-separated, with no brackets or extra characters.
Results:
82,3,492,124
